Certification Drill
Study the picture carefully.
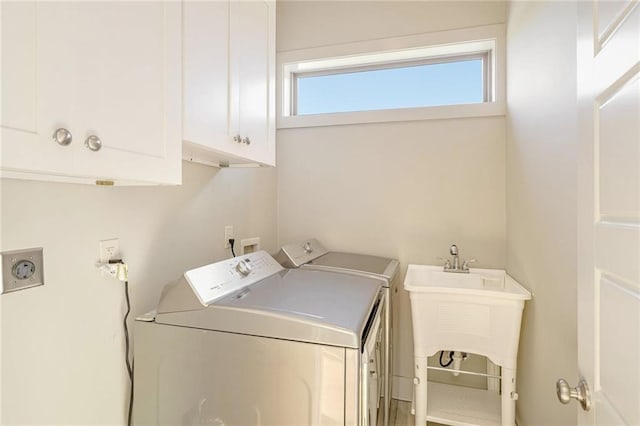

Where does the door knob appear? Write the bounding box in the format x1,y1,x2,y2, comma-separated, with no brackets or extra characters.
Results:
556,378,591,411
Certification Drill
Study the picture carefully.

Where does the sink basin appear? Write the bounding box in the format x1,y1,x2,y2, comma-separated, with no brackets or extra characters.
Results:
404,265,531,301
404,264,531,369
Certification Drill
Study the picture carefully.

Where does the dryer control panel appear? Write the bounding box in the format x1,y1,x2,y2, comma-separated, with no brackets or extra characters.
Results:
276,238,329,268
184,251,284,306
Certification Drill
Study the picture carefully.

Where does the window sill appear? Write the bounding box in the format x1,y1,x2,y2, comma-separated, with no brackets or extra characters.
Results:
277,101,505,129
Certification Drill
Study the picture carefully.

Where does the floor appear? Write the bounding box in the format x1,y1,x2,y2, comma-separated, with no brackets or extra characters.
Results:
387,399,414,425
381,399,443,426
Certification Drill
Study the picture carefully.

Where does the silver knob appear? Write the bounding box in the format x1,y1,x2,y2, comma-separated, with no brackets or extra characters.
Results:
556,378,591,411
303,242,313,253
235,260,252,276
233,134,242,143
437,257,451,269
449,245,459,256
462,259,477,270
241,136,251,145
53,128,73,146
84,135,102,152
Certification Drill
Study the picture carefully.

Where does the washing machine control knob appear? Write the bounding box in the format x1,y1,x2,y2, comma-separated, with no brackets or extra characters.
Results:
303,242,313,253
235,260,253,276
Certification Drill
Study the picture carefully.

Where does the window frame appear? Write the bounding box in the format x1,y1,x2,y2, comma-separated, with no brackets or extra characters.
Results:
277,24,505,128
291,51,492,115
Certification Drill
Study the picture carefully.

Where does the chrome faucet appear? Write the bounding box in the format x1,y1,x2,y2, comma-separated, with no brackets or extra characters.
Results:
440,244,475,273
449,244,460,270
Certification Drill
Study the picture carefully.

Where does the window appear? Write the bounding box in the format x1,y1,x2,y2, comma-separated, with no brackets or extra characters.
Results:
278,25,505,128
295,53,489,115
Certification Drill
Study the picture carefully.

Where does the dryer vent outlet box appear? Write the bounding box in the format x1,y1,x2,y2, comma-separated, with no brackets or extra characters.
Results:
1,247,44,294
240,238,260,255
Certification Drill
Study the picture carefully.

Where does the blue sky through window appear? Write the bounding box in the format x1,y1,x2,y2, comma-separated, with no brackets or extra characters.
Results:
296,59,484,115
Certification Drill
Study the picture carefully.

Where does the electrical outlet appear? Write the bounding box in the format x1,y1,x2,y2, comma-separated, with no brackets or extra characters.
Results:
224,226,234,248
1,247,44,294
99,239,120,263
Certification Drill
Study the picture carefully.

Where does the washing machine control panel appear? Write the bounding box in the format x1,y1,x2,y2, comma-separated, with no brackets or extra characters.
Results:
184,251,284,306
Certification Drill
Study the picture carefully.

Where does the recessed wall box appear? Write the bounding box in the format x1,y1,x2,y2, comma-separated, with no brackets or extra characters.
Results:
1,247,45,294
240,237,261,255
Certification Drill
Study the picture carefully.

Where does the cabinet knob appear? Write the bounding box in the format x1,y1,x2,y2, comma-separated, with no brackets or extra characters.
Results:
84,135,102,152
53,128,73,146
241,137,251,145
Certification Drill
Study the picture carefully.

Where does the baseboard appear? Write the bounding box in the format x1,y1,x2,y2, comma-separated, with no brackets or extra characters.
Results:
392,375,414,401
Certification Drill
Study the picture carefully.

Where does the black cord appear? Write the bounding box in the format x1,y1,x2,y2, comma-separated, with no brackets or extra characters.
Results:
124,280,134,426
439,350,455,368
229,238,236,257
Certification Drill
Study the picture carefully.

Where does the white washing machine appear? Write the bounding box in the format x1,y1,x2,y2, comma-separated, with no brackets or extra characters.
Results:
275,239,400,426
133,250,385,426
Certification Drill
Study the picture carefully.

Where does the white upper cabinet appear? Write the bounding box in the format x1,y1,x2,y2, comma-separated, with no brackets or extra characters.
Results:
1,2,181,185
183,0,276,167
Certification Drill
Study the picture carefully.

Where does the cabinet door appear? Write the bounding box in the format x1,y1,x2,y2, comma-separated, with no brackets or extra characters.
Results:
1,2,181,185
1,2,72,177
229,0,276,166
183,1,230,151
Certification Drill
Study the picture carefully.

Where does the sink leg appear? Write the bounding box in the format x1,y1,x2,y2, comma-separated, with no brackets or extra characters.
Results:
501,366,516,426
414,357,428,426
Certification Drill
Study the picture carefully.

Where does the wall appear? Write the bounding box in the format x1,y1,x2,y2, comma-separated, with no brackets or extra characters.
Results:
0,162,277,424
506,2,578,425
276,1,507,397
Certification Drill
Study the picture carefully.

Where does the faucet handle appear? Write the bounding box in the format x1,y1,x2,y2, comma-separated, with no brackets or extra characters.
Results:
462,259,477,270
437,257,452,269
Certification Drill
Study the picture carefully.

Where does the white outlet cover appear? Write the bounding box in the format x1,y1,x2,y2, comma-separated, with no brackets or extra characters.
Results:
99,239,120,263
224,226,234,249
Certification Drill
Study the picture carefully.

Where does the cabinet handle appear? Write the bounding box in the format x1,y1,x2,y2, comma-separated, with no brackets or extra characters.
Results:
53,128,73,146
84,135,102,152
241,137,251,145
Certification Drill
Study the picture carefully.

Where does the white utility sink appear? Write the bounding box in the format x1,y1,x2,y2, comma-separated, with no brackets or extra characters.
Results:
404,265,531,300
405,264,531,426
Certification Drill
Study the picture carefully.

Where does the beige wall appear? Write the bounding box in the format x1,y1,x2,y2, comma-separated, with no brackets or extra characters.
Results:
276,1,507,396
506,2,578,425
0,162,277,424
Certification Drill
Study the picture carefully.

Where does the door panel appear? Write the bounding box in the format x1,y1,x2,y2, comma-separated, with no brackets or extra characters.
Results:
597,77,640,219
599,275,640,425
596,0,636,44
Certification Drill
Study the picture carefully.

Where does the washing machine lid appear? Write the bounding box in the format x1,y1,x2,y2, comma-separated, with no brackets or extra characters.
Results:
155,253,383,348
305,251,399,282
275,239,399,282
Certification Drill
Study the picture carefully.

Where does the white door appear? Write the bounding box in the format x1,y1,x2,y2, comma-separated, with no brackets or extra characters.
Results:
576,1,640,425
